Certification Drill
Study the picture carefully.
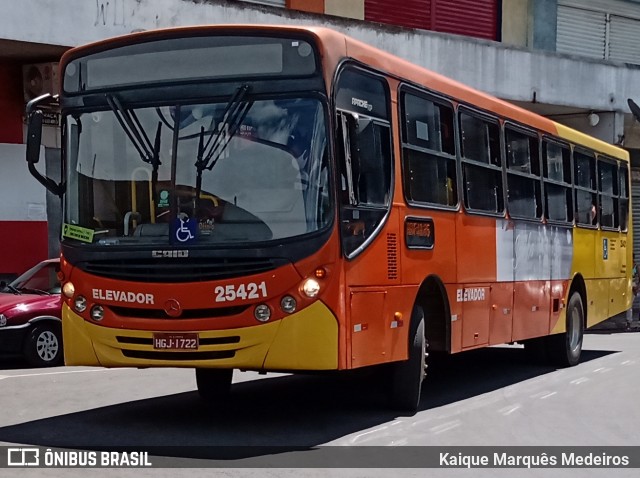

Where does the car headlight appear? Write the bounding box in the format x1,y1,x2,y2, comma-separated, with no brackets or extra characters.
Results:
0,314,6,327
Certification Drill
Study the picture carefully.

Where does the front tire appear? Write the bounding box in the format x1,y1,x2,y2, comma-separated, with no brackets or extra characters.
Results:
195,368,233,402
547,292,584,367
23,323,63,367
388,306,426,414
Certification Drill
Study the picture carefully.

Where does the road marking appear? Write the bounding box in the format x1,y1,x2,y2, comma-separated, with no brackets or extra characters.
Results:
570,377,589,385
0,369,119,380
391,438,409,446
429,420,461,434
540,392,557,399
593,367,612,374
530,391,552,399
499,405,521,416
349,426,389,444
621,360,635,365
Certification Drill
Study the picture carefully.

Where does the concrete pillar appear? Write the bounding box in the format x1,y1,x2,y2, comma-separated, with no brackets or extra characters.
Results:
529,0,557,52
287,0,324,15
502,0,529,48
325,0,364,20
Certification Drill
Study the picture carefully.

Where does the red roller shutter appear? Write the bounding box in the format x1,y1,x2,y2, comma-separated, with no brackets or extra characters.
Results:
434,0,498,40
365,0,498,41
365,0,432,31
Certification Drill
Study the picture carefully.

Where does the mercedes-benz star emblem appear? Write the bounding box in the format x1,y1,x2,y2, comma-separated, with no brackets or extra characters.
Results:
164,299,182,318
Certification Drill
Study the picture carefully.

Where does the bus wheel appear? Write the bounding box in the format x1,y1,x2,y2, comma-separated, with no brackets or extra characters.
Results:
195,368,233,401
547,292,584,367
23,323,63,367
388,306,426,414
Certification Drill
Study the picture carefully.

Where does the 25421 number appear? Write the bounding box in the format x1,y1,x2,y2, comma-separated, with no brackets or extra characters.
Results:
214,282,268,302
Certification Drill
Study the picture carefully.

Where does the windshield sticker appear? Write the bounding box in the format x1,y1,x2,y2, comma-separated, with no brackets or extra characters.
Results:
199,219,215,236
158,190,170,208
351,97,373,112
62,223,95,243
171,216,197,244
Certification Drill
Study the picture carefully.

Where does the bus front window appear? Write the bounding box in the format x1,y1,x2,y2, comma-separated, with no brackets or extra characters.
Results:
65,97,330,246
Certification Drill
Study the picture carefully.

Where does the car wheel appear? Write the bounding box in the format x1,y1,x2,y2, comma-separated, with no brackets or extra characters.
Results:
23,323,63,367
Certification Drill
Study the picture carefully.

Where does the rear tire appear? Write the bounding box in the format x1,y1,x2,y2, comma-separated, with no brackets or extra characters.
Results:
195,368,233,401
547,292,584,367
388,306,426,414
23,323,63,367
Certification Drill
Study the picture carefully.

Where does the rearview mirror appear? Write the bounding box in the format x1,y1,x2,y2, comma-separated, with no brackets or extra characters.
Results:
24,93,65,197
26,110,43,164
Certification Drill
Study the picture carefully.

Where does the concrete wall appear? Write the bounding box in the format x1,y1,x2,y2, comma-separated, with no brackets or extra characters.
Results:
3,0,640,116
0,62,24,144
0,144,48,275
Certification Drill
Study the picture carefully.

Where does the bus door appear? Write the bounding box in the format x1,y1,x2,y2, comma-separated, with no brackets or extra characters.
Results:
334,66,397,368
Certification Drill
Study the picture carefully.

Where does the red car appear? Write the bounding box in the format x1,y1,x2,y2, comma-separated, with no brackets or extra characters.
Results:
0,258,63,367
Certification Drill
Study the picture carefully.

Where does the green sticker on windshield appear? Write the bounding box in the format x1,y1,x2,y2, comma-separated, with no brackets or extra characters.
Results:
62,223,95,243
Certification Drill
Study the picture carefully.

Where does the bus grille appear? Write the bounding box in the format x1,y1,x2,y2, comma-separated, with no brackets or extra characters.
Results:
387,233,398,280
80,258,279,283
109,305,249,319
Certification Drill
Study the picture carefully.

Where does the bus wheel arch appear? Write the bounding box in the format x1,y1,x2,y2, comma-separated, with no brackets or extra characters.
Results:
387,275,450,413
547,275,586,367
414,275,451,353
568,274,588,330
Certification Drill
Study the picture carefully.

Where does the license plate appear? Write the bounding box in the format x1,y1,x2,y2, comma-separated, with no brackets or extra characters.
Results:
153,333,199,350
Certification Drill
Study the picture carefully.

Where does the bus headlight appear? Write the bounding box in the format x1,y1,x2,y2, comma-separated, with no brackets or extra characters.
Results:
74,296,87,313
254,304,271,322
301,278,320,298
62,282,75,298
90,305,104,321
280,295,297,314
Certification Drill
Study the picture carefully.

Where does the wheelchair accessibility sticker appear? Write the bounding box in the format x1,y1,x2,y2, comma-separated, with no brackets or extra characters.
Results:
171,216,197,244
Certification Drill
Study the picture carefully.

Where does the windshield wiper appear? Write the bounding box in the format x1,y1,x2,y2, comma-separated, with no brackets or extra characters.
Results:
17,287,50,295
2,283,21,295
106,93,162,216
194,84,253,211
105,93,162,173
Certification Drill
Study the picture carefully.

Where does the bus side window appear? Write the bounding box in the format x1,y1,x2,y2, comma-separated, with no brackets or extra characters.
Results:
400,89,457,208
459,111,503,214
334,66,393,258
574,150,597,227
336,110,392,256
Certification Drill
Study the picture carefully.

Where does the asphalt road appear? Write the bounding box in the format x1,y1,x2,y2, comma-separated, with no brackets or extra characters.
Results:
0,329,639,477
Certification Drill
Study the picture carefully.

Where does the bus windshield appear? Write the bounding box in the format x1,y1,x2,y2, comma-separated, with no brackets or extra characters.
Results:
65,97,330,246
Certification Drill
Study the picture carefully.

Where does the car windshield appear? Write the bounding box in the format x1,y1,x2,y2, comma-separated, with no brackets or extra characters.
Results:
6,262,61,295
65,97,330,246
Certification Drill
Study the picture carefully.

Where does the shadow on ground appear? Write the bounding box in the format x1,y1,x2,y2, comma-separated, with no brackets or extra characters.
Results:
0,345,618,462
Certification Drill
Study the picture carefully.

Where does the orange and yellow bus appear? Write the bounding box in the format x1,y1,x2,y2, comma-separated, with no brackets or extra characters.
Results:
26,25,632,412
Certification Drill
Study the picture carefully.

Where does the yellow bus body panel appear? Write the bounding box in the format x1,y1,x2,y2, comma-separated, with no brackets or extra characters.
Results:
62,301,338,370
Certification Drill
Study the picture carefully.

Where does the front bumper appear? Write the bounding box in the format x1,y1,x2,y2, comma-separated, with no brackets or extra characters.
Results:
62,301,338,370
